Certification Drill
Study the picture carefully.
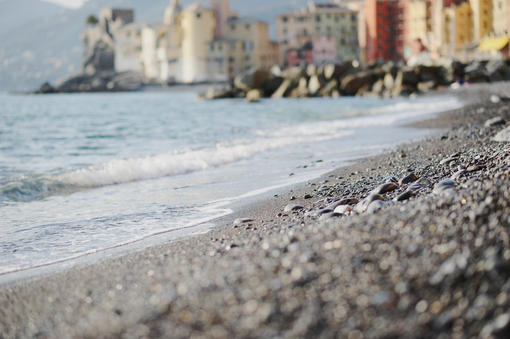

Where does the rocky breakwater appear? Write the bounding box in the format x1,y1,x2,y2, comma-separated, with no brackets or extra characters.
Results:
33,40,143,94
202,59,510,101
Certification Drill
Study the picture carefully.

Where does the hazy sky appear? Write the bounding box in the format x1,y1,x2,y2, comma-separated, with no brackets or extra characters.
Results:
41,0,87,9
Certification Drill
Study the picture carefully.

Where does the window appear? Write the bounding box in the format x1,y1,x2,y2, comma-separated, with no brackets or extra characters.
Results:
228,57,235,62
282,16,288,22
197,13,201,19
316,15,321,22
303,29,308,36
210,44,215,51
244,41,253,50
219,44,223,51
230,43,236,51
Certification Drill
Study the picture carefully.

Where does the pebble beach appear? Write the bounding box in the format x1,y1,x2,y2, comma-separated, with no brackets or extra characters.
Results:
2,82,510,338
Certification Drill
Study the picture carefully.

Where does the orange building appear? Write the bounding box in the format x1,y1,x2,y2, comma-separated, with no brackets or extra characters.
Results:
365,0,407,63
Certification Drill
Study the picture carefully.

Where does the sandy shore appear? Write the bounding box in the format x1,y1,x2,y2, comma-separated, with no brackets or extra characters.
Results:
2,83,510,338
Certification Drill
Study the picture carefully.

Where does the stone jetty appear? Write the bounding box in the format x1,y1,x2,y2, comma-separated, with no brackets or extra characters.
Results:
201,59,510,100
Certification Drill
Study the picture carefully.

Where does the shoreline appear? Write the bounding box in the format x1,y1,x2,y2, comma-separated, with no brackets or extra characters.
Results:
2,83,510,338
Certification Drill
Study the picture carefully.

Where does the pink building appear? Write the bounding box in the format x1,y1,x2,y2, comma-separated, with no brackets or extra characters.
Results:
285,42,313,67
312,35,338,64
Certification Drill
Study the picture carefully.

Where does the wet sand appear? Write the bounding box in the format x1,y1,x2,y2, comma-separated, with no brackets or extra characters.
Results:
2,83,510,338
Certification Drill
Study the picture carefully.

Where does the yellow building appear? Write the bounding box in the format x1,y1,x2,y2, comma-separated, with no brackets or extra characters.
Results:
181,3,216,83
469,0,492,42
408,0,431,48
443,1,472,58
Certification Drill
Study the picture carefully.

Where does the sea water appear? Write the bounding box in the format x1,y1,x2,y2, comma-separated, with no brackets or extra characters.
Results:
0,91,463,280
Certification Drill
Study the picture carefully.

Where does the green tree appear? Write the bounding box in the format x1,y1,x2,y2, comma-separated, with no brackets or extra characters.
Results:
86,14,99,26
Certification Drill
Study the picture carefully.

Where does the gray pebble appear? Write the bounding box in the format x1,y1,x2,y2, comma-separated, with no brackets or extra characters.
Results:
440,157,458,165
284,204,304,212
319,212,342,221
451,169,466,180
234,218,254,225
484,116,506,127
372,182,398,195
305,209,333,217
366,200,384,214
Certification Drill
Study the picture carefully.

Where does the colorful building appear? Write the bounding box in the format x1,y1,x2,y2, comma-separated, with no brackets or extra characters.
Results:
443,1,473,58
277,1,360,65
469,0,492,42
365,0,406,63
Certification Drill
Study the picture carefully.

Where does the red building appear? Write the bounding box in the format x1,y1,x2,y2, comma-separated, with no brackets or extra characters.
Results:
365,0,407,63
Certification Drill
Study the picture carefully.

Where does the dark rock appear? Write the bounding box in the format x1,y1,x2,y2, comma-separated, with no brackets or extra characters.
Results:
340,71,375,96
394,190,413,201
260,77,284,97
451,169,466,180
399,173,418,185
234,69,271,92
271,79,297,99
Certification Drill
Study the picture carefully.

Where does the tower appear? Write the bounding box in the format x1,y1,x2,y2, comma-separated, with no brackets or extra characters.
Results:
210,0,230,38
164,0,182,26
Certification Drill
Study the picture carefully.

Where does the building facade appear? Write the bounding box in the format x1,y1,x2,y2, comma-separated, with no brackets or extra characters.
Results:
365,0,406,63
277,2,360,65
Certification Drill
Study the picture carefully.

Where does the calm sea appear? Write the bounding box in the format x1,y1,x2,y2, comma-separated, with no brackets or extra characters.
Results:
0,91,462,280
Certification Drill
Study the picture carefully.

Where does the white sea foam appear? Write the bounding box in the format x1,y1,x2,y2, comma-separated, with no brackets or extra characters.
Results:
56,130,355,188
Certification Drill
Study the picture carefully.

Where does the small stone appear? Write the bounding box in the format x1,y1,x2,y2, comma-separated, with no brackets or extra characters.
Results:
366,200,384,214
491,94,501,103
303,194,313,199
333,205,353,214
433,179,455,194
484,116,506,127
372,182,398,195
394,190,413,201
467,165,484,172
399,173,418,185
284,204,304,212
326,197,359,210
234,218,254,225
440,157,458,165
451,169,466,180
305,209,333,217
319,212,342,221
415,177,434,186
493,126,510,142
